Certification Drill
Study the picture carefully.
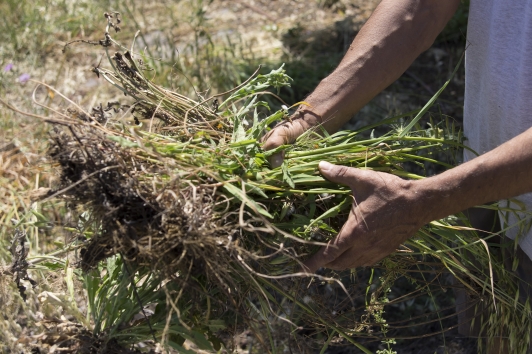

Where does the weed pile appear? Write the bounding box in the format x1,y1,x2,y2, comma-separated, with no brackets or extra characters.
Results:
15,12,531,353
48,125,231,275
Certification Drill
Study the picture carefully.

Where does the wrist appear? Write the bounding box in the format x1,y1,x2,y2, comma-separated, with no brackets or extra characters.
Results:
413,175,460,223
293,107,323,131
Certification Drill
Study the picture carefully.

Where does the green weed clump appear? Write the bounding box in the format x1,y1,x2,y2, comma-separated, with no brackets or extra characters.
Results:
10,12,532,354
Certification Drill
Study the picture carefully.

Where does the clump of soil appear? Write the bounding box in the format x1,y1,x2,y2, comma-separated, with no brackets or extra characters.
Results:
48,124,240,278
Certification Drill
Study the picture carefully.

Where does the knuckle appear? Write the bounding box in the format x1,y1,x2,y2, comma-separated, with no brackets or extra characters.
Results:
335,165,350,178
262,131,286,150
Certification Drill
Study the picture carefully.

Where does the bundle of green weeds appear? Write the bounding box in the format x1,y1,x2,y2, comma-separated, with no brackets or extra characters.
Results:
47,13,532,353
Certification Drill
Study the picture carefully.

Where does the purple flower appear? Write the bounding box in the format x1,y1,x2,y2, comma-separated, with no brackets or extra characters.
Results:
3,63,13,72
18,73,30,83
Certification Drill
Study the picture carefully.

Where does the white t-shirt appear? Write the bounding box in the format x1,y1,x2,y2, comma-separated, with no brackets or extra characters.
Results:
464,0,532,258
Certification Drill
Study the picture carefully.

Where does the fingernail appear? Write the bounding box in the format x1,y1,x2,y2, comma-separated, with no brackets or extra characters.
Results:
271,154,283,168
319,161,333,172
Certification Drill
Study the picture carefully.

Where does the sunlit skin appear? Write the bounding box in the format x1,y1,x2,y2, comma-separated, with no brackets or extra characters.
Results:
262,0,532,272
263,0,461,165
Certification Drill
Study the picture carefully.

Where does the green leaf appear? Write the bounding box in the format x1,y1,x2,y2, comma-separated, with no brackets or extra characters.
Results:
291,174,325,184
307,194,317,219
292,214,312,225
399,54,464,137
179,330,214,351
208,319,226,332
166,341,197,354
30,209,48,222
282,161,295,188
229,139,256,147
223,182,273,219
41,261,64,271
269,255,293,265
232,119,247,143
307,197,351,230
253,156,265,168
220,64,291,108
279,202,291,221
356,109,420,135
107,135,139,148
245,182,268,198
316,220,338,234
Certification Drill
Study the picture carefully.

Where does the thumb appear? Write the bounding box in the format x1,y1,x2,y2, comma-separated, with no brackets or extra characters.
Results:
318,161,358,186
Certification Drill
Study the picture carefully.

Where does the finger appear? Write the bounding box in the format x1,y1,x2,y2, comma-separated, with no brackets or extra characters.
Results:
262,124,293,168
303,222,355,273
325,228,396,269
262,127,291,168
262,118,310,150
318,161,361,187
263,118,313,168
323,247,365,270
325,251,379,270
262,127,290,151
303,247,339,274
324,244,384,269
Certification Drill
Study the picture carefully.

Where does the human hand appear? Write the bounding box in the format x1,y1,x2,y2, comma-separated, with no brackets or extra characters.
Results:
262,109,323,168
304,161,431,273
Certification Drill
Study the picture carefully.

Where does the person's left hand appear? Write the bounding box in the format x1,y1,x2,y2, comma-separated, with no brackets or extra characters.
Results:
262,109,323,168
304,161,432,273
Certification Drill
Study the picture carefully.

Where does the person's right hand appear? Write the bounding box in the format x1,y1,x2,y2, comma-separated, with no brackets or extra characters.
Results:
303,161,430,273
262,110,322,168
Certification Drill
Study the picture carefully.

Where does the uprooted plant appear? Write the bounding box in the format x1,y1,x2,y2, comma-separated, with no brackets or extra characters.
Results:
10,11,532,353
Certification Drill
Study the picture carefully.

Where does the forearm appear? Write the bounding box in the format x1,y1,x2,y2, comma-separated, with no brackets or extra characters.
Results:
419,127,532,221
298,0,460,132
